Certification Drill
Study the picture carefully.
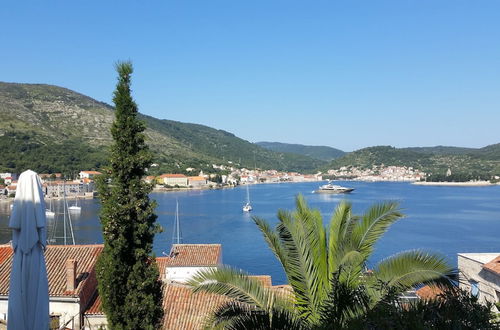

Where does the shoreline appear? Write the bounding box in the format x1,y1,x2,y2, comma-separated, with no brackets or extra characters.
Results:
412,181,495,187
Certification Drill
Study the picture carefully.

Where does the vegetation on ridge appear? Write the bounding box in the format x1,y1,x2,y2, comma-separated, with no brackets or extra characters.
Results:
0,81,323,174
325,145,500,180
256,141,345,161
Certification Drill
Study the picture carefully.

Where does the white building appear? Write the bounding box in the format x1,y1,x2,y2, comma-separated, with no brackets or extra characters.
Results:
458,253,500,310
159,174,188,187
78,171,102,180
159,244,222,284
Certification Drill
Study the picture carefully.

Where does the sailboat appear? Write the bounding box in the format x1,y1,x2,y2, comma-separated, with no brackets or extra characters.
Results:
48,187,75,245
242,184,252,212
68,196,81,212
45,198,55,218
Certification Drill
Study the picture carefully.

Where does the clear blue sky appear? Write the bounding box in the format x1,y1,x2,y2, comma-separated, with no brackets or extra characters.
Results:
1,1,499,151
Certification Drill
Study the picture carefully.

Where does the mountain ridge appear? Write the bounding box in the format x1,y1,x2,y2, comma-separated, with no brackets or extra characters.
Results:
0,81,324,174
256,141,345,161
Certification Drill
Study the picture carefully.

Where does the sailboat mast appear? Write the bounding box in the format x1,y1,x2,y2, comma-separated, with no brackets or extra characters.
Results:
172,200,182,245
63,183,67,245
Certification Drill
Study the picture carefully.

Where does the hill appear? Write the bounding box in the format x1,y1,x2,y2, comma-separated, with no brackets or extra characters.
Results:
256,141,345,161
325,145,500,179
0,82,324,175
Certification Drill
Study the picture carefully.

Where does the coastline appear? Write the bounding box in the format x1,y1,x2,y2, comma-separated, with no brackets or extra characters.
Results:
412,181,495,187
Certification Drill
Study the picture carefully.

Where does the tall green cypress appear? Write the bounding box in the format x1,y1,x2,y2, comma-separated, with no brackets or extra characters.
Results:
96,62,163,329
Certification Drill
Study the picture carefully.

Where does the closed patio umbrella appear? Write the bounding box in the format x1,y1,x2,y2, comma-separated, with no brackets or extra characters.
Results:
8,170,49,330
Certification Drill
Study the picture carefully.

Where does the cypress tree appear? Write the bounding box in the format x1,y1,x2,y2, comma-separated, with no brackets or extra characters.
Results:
96,61,163,329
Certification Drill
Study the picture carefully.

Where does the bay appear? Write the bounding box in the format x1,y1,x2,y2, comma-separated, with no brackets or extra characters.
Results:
1,181,500,285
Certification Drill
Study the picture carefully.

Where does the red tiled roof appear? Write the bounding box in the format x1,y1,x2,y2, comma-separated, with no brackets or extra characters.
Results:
416,285,444,300
483,256,500,275
162,283,228,330
160,174,187,178
165,244,221,267
187,176,205,181
249,275,272,287
80,171,102,175
0,244,103,300
156,256,170,279
85,294,104,315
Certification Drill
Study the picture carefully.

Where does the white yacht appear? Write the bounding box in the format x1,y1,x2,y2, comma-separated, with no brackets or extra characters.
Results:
315,181,354,194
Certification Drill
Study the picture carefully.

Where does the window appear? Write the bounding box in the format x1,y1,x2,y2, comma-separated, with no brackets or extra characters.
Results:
470,280,479,297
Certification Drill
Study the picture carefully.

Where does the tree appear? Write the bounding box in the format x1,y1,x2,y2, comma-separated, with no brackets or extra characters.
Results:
189,195,454,329
96,62,163,329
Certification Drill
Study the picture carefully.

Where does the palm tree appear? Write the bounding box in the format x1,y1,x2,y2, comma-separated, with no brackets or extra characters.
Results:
189,195,454,329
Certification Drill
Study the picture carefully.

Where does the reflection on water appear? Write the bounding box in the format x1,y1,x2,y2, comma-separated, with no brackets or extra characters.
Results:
1,182,500,284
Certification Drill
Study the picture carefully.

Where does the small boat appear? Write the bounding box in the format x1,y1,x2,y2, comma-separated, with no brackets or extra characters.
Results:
315,181,354,194
45,198,55,218
68,197,81,212
242,184,253,212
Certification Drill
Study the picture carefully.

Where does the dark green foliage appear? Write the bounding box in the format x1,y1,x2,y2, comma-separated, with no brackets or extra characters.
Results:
256,141,345,161
426,172,491,182
0,131,106,176
140,115,326,172
95,62,163,330
360,288,498,329
326,145,500,179
0,81,323,173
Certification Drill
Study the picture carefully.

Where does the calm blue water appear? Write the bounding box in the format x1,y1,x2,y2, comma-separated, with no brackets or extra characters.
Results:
1,181,500,285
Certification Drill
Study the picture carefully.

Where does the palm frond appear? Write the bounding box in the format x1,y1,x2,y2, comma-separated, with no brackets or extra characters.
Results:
351,202,403,258
253,216,294,283
317,269,371,329
187,266,277,310
205,301,306,330
372,250,455,295
327,201,353,274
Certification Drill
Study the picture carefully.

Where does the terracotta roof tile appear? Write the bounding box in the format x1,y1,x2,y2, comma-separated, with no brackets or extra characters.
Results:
156,256,169,279
249,275,272,287
85,293,104,315
483,256,500,275
162,283,228,330
160,174,187,178
416,285,444,300
0,244,102,299
165,244,221,267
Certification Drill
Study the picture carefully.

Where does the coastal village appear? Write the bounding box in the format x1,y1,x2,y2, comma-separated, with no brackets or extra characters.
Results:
0,165,433,200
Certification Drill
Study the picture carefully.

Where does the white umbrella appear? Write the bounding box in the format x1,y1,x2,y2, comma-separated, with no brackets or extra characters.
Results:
8,170,49,330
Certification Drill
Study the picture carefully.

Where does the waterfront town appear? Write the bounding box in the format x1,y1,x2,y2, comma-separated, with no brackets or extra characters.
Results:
0,164,431,200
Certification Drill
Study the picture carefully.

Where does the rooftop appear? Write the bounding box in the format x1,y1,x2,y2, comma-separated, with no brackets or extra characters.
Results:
458,253,500,264
164,244,222,267
0,244,103,297
483,256,500,276
162,283,228,330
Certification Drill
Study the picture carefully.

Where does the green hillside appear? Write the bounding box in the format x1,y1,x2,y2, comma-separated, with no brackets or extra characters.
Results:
326,145,500,179
256,141,345,161
0,82,323,175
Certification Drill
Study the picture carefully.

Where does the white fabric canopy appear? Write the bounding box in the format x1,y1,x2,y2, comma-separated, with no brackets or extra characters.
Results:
8,170,49,330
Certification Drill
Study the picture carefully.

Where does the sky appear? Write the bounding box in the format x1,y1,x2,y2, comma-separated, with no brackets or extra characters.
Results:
1,1,499,151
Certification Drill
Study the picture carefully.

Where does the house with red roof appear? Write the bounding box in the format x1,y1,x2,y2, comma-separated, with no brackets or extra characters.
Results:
159,174,188,187
0,244,103,330
458,252,500,311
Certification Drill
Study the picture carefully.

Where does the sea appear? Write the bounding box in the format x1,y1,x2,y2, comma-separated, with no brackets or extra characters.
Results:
1,181,500,285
